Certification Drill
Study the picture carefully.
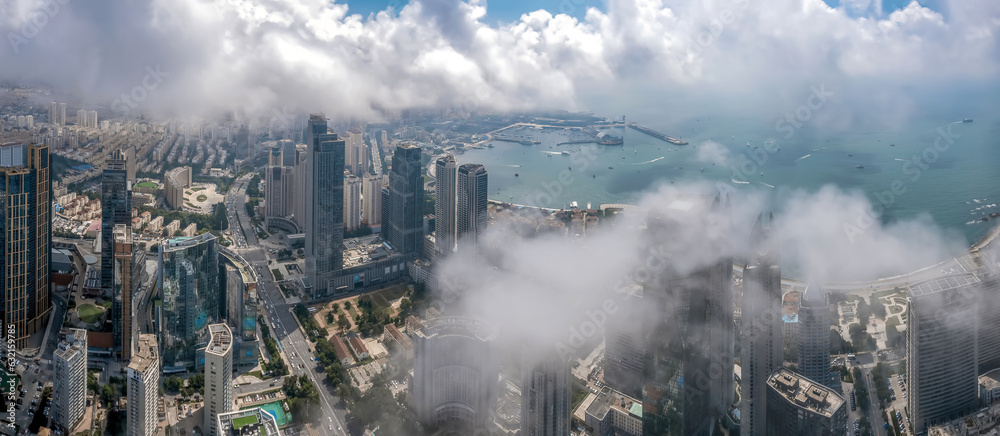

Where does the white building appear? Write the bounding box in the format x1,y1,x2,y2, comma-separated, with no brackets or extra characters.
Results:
53,328,87,432
204,323,234,436
344,174,362,231
362,174,387,227
128,334,160,436
217,407,282,436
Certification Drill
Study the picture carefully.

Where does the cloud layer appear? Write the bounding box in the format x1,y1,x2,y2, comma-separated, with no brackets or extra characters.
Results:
1,0,998,120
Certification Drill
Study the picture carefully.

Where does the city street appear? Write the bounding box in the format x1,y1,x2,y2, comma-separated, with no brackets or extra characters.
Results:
226,173,349,435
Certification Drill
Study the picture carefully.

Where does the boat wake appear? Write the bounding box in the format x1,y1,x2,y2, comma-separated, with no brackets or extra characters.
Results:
809,146,827,152
731,178,750,185
541,151,561,155
796,154,812,161
500,164,522,167
757,182,776,189
633,156,665,165
894,158,907,162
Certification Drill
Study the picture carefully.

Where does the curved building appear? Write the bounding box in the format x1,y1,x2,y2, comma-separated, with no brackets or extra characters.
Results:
157,233,222,368
411,316,499,435
164,166,192,210
798,283,831,388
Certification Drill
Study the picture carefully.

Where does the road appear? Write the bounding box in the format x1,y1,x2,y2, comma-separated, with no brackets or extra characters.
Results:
226,173,349,435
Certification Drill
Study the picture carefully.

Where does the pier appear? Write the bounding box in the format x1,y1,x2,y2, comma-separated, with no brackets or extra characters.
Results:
626,122,688,145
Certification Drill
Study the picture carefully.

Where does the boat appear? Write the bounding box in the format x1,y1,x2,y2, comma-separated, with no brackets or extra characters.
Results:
856,165,864,169
890,144,895,146
514,173,519,177
568,167,572,170
609,166,614,169
848,154,853,157
561,151,570,156
963,118,973,123
592,174,596,178
700,168,705,172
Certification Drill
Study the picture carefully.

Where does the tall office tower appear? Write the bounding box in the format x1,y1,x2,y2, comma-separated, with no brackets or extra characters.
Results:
58,103,66,125
362,174,387,227
76,109,86,126
907,274,980,434
53,329,87,432
292,143,308,230
235,125,250,159
265,144,294,219
434,155,457,255
87,110,97,129
521,354,571,436
123,146,136,182
112,224,134,359
798,284,831,389
380,185,390,240
158,233,221,368
128,334,160,436
0,143,51,349
304,114,345,296
740,213,783,436
204,324,234,436
25,115,33,129
344,174,362,231
977,252,1000,374
279,138,296,166
49,102,58,124
346,128,368,176
412,317,499,435
765,368,846,436
456,163,488,253
386,144,424,258
101,151,132,293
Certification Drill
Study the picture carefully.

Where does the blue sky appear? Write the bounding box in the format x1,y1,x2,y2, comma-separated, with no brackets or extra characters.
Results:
342,0,938,22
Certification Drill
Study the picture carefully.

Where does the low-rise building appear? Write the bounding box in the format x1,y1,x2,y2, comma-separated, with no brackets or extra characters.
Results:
217,407,282,436
583,387,643,436
329,335,354,367
348,335,369,360
981,369,1000,407
765,368,847,436
383,324,413,360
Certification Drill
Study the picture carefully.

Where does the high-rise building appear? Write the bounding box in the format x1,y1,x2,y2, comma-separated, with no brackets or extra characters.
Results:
49,102,58,125
58,103,67,126
741,213,783,436
907,274,980,434
346,128,368,176
164,166,191,211
53,328,87,432
380,185,390,240
412,316,499,435
304,114,345,296
265,143,294,219
521,354,571,436
434,155,457,255
112,224,134,359
204,323,234,436
102,151,132,293
362,174,387,227
344,174,362,231
976,252,1000,374
158,233,222,368
798,283,831,389
123,146,136,182
217,408,282,436
386,144,424,258
291,143,308,230
128,334,160,436
456,163,487,254
0,143,51,349
765,368,846,436
87,110,97,129
76,109,86,126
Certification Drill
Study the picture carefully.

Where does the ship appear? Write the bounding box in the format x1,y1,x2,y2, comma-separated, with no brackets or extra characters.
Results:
857,165,864,169
596,132,624,146
561,151,571,156
963,118,973,123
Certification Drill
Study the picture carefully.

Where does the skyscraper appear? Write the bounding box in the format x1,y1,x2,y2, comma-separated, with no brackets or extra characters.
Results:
53,329,87,432
741,213,783,436
362,174,387,227
412,317,499,435
434,155,457,255
765,368,846,436
102,150,132,293
128,334,160,436
49,102,58,125
304,114,345,296
521,354,571,436
292,143,308,230
158,232,221,368
386,144,424,258
0,143,51,349
204,323,234,436
346,128,368,176
265,142,294,219
907,274,980,434
58,103,67,126
456,163,487,253
344,174,362,232
798,283,831,389
113,224,133,359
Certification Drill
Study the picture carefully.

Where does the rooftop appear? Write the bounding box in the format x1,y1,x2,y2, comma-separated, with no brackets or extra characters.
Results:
586,387,642,422
128,334,159,373
343,234,397,268
217,407,282,436
206,324,233,356
907,273,981,298
981,368,1000,391
767,368,844,418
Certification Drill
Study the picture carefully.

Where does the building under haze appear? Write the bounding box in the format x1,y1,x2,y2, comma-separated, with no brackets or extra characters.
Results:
53,328,87,433
205,323,234,436
304,114,346,297
158,233,222,368
907,274,981,434
346,127,368,177
265,141,295,220
798,284,832,389
128,334,160,436
456,163,487,254
0,143,51,349
741,213,783,436
412,316,499,435
363,174,387,227
101,151,132,293
344,174,362,231
521,354,572,436
434,155,457,255
164,166,192,211
765,368,846,436
386,144,424,258
112,224,134,359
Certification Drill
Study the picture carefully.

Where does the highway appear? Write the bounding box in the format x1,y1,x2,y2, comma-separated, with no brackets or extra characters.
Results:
225,173,349,435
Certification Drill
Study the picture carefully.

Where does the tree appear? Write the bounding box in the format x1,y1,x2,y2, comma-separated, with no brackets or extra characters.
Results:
870,295,887,319
856,298,872,326
101,384,117,404
326,312,336,324
337,313,351,331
